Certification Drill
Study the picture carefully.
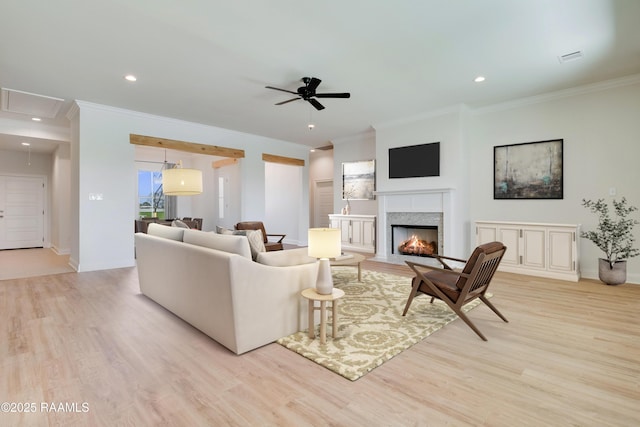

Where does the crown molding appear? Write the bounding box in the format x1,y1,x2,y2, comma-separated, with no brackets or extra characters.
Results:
472,73,640,115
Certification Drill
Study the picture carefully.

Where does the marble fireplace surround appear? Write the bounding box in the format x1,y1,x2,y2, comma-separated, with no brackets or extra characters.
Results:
374,188,455,264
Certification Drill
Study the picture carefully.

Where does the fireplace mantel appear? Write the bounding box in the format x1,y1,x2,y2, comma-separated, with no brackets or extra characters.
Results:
374,188,455,196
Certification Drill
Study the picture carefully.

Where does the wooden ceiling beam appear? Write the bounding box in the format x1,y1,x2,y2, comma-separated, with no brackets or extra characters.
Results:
130,134,245,159
212,158,238,169
262,153,305,167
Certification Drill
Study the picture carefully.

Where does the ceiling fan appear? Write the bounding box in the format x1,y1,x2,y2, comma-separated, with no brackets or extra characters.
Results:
265,77,350,111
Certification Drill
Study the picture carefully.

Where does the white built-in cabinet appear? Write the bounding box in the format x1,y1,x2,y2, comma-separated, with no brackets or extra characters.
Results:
329,214,376,253
476,221,580,282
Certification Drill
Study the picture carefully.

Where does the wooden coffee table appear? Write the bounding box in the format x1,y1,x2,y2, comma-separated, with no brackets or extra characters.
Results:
330,252,366,282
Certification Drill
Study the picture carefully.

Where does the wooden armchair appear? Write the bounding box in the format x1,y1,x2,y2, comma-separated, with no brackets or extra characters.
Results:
235,221,286,251
403,241,508,341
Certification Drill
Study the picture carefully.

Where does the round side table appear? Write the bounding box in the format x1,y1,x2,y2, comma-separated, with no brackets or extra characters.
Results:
301,287,345,344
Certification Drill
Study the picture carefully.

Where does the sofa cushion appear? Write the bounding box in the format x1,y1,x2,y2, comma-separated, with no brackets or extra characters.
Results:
183,229,252,259
216,226,265,260
147,223,185,241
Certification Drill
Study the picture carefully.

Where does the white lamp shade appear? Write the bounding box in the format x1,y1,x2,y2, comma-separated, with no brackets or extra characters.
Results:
162,168,203,196
308,228,341,259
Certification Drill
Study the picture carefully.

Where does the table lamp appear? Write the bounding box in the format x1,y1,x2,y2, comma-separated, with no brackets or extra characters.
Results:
308,228,342,295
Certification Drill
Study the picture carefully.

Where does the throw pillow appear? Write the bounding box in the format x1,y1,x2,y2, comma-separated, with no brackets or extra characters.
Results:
244,229,266,259
215,225,265,260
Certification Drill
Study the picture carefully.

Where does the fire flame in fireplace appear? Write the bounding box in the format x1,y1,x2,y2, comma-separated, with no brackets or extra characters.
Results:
398,235,437,256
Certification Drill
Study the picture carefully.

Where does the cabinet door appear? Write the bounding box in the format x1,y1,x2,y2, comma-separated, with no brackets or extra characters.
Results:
476,224,497,245
521,227,546,269
339,220,350,244
497,227,520,266
361,219,375,248
350,219,362,245
548,229,575,272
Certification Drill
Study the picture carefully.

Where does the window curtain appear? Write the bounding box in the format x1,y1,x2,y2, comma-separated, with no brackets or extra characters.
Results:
163,163,177,219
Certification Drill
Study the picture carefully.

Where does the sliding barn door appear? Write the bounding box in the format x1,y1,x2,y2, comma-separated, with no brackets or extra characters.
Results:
0,175,45,249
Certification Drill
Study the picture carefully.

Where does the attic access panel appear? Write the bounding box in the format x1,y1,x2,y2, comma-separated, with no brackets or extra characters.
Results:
1,88,64,118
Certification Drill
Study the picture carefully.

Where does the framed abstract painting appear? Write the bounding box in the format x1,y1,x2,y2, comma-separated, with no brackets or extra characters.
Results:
494,139,563,199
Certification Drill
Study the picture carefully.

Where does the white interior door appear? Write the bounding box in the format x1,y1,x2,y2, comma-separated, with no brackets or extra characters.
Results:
0,175,45,250
314,180,333,228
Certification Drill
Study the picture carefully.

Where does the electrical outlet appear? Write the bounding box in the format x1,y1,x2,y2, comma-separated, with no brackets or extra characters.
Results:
609,187,616,196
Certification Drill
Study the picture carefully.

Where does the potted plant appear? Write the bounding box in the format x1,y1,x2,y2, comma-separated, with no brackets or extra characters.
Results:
581,197,639,285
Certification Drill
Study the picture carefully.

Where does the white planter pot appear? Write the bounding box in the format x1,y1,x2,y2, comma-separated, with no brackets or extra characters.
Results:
598,258,627,285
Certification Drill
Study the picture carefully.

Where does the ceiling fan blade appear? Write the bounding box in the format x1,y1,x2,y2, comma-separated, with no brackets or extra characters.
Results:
308,98,325,111
275,97,300,105
265,86,298,95
315,92,351,99
307,77,321,92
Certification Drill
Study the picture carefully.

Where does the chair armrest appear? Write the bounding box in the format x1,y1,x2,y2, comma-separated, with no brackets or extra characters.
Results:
418,253,467,270
432,253,467,263
266,233,286,243
405,261,470,279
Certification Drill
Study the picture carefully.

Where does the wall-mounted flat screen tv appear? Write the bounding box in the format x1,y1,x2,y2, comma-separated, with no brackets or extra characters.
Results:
389,142,440,178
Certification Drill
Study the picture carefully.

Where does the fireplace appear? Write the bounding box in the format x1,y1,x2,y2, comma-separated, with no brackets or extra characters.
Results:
392,225,438,256
385,211,444,261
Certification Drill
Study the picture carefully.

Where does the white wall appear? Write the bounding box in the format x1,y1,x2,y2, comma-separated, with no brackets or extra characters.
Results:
51,143,71,254
373,107,470,258
468,79,640,283
265,162,304,245
332,130,377,216
0,149,51,175
70,101,311,272
213,161,241,231
308,148,334,227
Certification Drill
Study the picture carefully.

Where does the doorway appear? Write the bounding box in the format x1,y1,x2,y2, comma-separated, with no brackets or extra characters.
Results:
0,175,45,249
314,180,333,228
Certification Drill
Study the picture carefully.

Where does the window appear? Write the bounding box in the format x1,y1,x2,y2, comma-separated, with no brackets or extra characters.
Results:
138,170,165,218
218,177,224,219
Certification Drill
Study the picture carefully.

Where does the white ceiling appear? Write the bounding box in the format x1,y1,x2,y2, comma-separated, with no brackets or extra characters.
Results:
1,0,639,153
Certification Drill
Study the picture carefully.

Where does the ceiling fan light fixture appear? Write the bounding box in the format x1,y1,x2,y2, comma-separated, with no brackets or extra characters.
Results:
266,76,350,111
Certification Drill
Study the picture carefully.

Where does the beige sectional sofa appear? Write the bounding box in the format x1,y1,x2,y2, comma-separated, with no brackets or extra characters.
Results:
135,223,318,354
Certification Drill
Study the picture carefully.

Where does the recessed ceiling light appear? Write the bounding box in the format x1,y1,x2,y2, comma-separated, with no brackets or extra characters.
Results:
31,117,41,121
474,76,486,83
124,74,137,82
21,142,30,146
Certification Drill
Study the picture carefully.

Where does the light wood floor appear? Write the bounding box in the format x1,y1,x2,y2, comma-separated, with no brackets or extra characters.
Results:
1,257,639,426
0,248,74,280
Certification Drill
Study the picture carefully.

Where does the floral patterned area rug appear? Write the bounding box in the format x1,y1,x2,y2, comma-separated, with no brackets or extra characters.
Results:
277,267,485,381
